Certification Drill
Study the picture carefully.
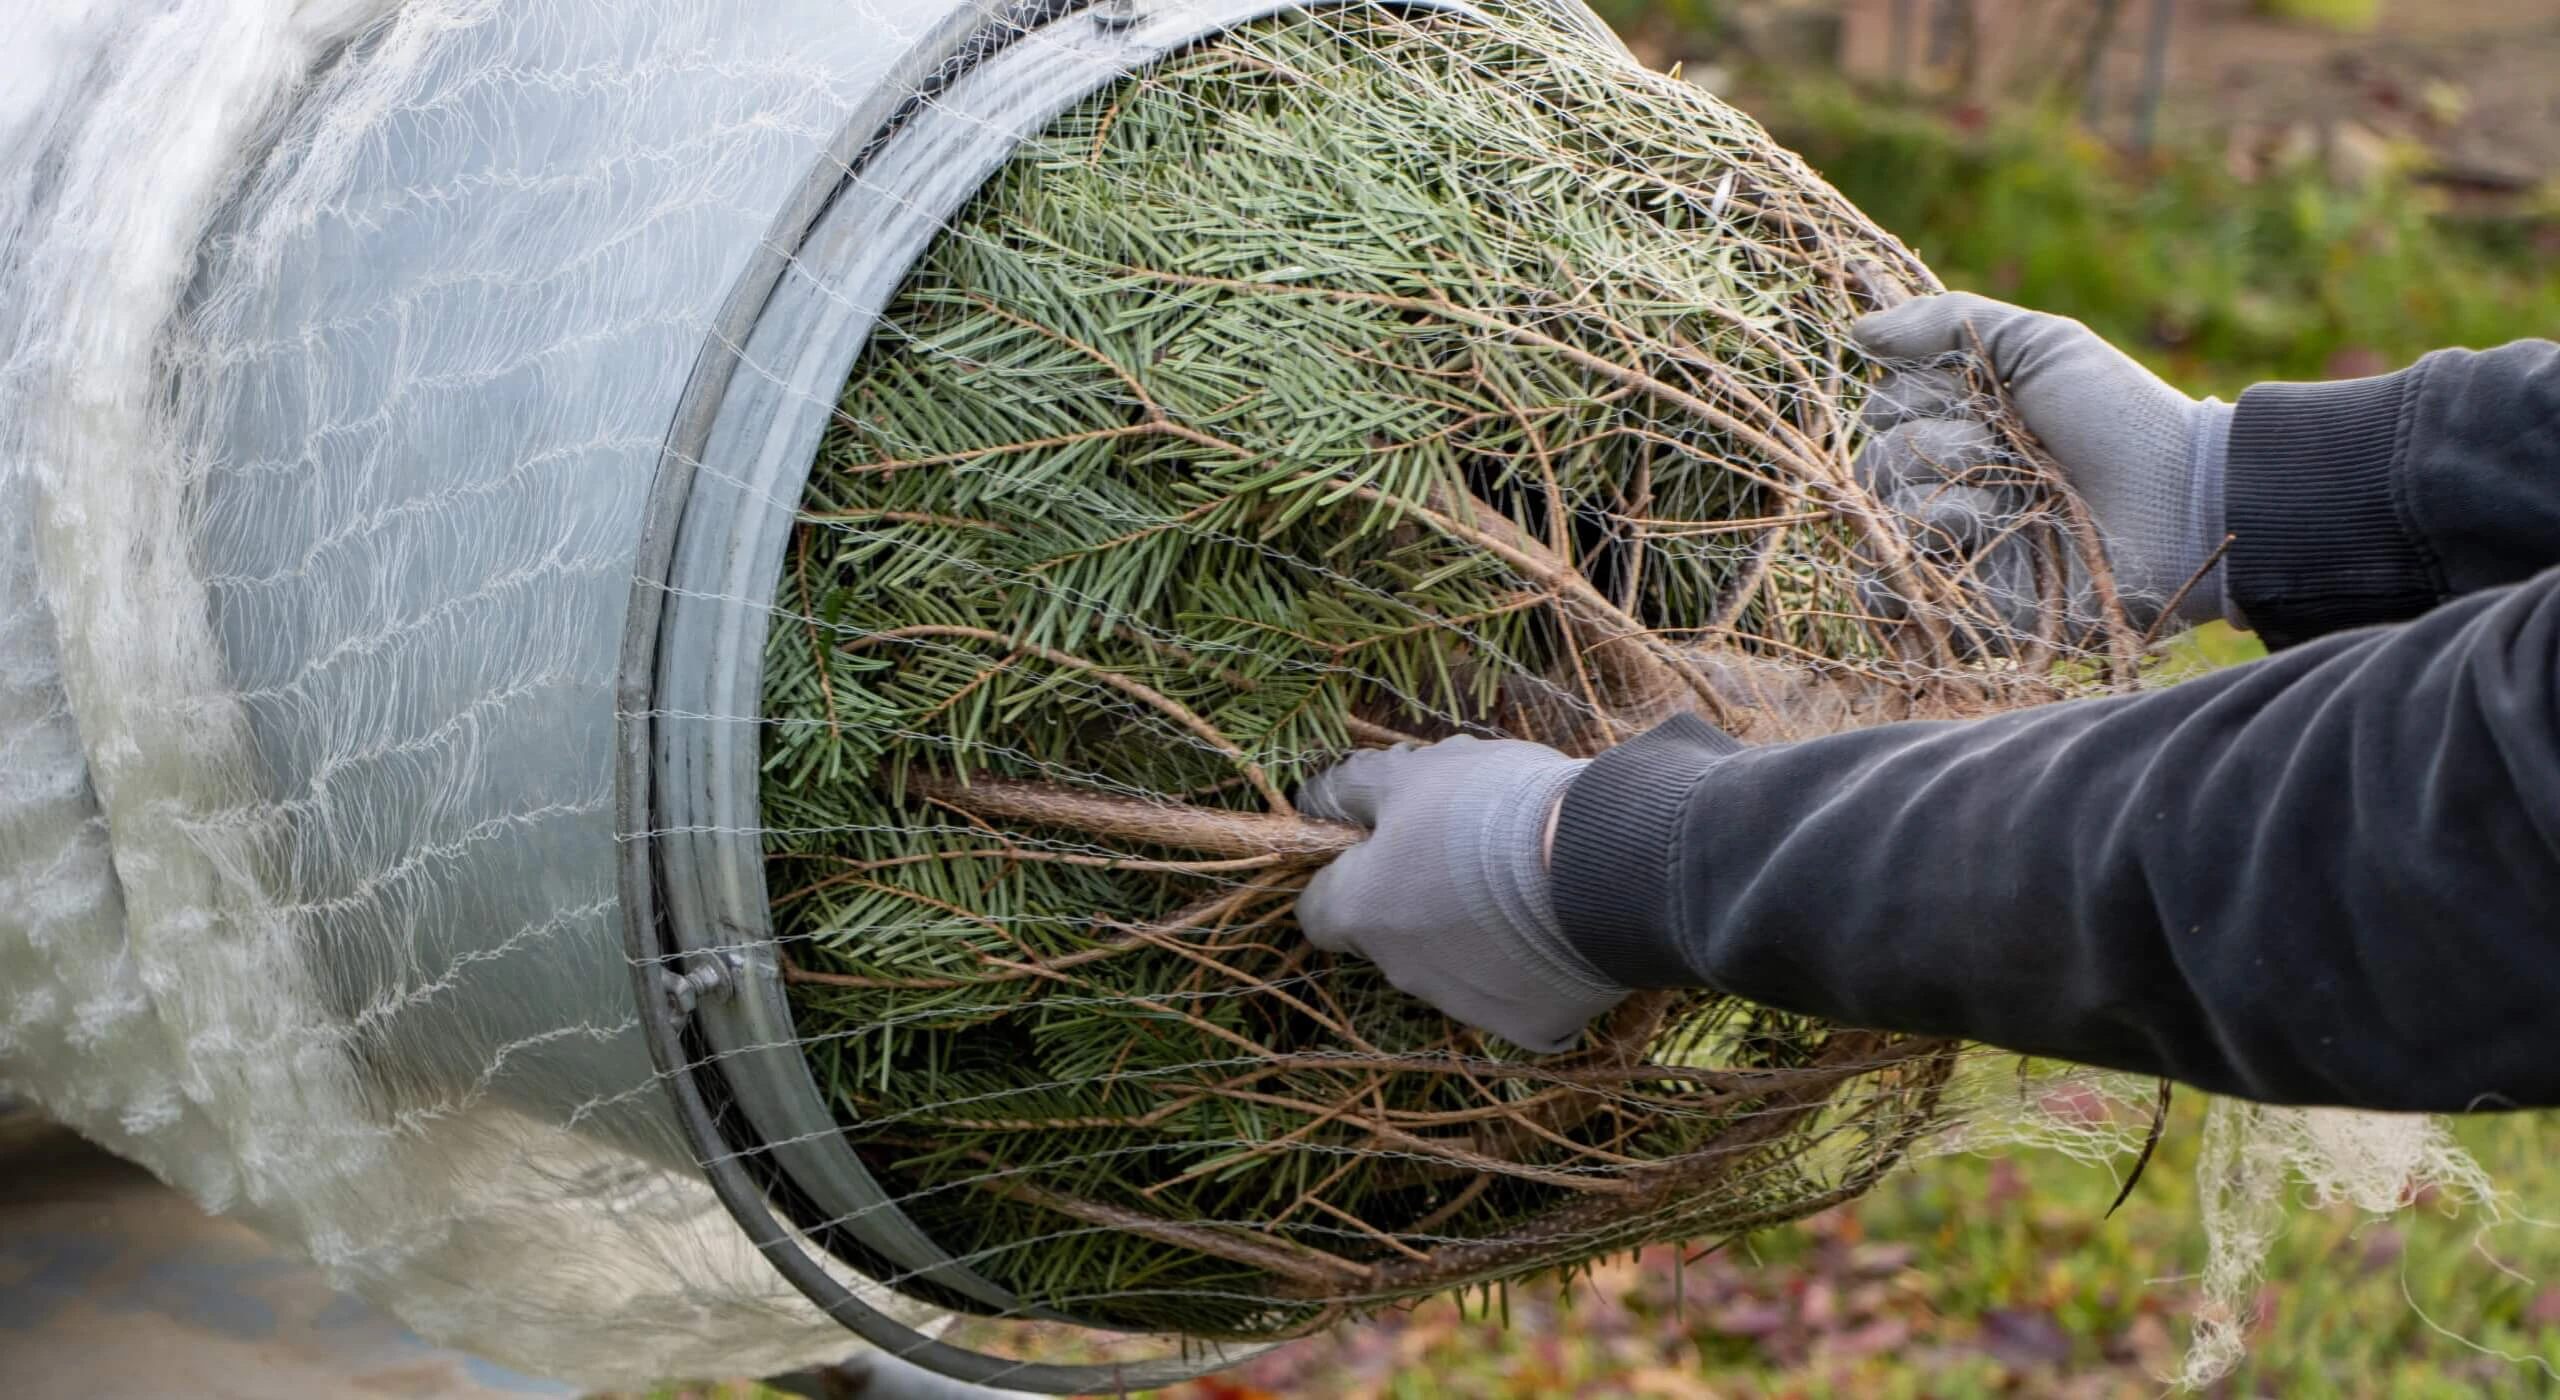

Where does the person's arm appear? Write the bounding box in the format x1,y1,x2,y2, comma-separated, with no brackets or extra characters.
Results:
2227,340,2560,645
1554,567,2560,1112
1549,319,2560,1109
1296,306,2560,1112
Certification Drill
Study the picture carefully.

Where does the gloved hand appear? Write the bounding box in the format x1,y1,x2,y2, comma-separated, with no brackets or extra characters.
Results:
1850,291,2235,635
1295,736,1626,1054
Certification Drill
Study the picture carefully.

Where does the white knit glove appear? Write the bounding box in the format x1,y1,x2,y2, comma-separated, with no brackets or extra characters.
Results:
1851,292,2234,635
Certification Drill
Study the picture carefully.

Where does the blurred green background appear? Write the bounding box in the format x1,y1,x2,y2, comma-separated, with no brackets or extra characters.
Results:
648,2,2560,1395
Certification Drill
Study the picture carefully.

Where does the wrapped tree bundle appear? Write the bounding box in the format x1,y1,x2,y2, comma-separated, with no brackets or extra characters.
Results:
760,6,2116,1341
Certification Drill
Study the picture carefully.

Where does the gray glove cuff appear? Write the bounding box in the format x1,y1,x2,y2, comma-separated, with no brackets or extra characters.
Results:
2180,398,2236,629
1462,758,1622,1004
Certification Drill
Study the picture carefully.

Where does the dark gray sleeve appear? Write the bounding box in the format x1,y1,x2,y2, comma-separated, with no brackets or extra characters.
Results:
1551,570,2560,1111
2228,340,2560,646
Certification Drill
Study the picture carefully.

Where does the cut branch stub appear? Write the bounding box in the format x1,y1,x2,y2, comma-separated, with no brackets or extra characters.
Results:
909,773,1364,861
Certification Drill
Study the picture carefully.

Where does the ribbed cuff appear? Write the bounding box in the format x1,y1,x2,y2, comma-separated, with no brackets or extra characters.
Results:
1548,713,1745,989
2227,366,2433,648
1484,759,1620,998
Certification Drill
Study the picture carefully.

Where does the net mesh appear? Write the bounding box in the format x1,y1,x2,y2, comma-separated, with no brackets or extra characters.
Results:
0,0,2503,1390
0,0,928,1385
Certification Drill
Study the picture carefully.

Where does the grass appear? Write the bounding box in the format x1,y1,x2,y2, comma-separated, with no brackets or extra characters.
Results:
2256,0,2382,33
1760,82,2560,399
1157,1102,2560,1397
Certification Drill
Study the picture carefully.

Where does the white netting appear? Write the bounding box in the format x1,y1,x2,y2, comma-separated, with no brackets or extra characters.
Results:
0,0,937,1385
2181,1101,2495,1388
0,0,2496,1391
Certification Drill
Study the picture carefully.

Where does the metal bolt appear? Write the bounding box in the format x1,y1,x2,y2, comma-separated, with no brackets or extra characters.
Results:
1094,0,1139,32
667,954,735,1016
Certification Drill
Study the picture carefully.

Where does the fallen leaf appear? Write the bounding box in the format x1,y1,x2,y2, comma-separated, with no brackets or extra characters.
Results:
1979,1307,2073,1369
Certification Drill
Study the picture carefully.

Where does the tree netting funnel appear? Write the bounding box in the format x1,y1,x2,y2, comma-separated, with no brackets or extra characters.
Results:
0,0,2187,1392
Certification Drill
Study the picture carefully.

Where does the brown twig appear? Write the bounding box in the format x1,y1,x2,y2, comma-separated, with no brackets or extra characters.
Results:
2108,1078,2176,1218
1403,1173,1497,1238
2139,533,2235,656
1350,483,1737,733
973,1172,1371,1289
1343,715,1428,748
1274,1032,1957,1299
907,773,1361,860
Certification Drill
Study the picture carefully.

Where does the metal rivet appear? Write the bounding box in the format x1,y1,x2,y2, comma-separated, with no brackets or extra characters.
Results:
1094,0,1140,31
